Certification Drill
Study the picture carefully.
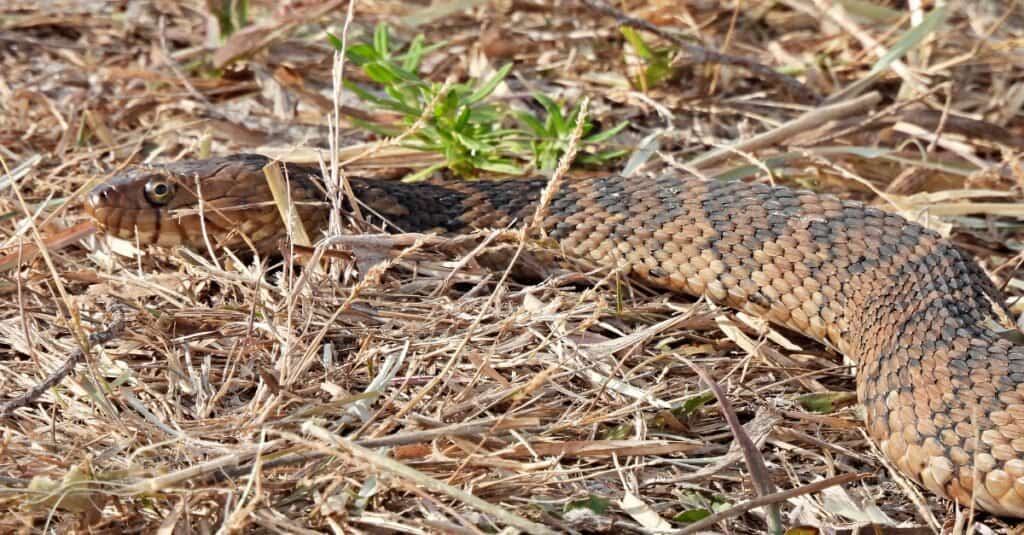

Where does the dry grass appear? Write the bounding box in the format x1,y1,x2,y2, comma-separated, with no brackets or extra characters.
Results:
2,1,1024,533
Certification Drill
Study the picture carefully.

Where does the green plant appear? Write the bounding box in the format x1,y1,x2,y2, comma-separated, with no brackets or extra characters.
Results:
329,23,628,178
620,26,675,91
515,94,627,172
207,0,250,39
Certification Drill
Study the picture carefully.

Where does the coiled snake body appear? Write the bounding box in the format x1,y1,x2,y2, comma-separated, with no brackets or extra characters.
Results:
86,154,1024,517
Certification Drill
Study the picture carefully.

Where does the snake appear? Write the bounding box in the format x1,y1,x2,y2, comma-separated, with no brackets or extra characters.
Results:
84,153,1024,517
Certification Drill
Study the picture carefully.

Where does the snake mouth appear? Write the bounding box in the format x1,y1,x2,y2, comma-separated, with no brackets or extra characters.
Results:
85,186,170,246
85,181,134,235
84,168,189,247
83,186,106,221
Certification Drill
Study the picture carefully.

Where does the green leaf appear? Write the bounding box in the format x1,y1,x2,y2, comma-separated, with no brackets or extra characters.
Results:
869,6,947,75
449,159,475,177
602,423,631,440
343,80,388,106
583,120,629,143
235,0,250,33
796,391,857,413
373,23,390,56
466,63,512,105
475,127,522,141
537,155,558,172
364,62,398,84
468,105,503,123
438,89,460,119
325,31,343,51
374,91,420,115
404,139,439,152
453,106,472,131
565,495,611,514
382,84,417,110
209,0,250,39
345,43,378,64
401,162,448,182
561,103,589,137
419,124,447,143
673,509,711,523
533,93,565,135
676,392,715,417
578,148,628,165
370,60,420,85
397,38,447,68
620,26,674,88
514,111,547,137
453,131,490,153
402,35,425,72
620,27,654,61
475,159,524,175
644,61,673,87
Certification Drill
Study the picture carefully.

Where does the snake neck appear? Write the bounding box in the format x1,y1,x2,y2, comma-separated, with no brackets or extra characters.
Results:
341,174,550,234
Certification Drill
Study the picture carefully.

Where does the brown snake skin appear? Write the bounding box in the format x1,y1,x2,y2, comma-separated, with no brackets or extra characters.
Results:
85,153,1024,517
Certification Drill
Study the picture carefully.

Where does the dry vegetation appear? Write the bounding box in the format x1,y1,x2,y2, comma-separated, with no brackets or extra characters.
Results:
2,0,1024,533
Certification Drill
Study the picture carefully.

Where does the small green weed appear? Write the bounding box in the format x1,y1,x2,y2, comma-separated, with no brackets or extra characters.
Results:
620,26,676,90
208,0,250,39
515,94,628,172
329,23,627,178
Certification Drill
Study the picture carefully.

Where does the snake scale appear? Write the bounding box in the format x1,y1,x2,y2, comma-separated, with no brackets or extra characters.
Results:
84,153,1024,517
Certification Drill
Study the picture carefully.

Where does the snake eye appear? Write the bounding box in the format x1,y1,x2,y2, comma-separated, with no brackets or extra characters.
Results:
144,178,175,205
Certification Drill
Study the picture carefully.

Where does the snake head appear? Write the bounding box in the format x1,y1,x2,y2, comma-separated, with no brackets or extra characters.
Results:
85,155,287,253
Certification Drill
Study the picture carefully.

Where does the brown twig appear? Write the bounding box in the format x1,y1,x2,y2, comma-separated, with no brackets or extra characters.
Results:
0,317,125,418
212,416,541,482
688,91,882,170
677,472,871,534
684,359,782,533
302,423,557,535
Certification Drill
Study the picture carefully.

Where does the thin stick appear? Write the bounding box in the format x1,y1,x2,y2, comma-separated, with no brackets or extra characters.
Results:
0,318,125,417
688,91,882,170
684,359,782,533
678,472,870,534
302,423,557,535
210,417,539,481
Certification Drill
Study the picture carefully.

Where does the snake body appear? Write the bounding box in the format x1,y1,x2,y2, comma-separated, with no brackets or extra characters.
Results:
85,154,1024,517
